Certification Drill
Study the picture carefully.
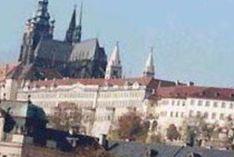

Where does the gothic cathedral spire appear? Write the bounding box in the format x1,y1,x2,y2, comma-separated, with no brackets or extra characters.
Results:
18,0,54,65
65,6,77,43
105,42,122,79
65,3,83,44
143,47,155,78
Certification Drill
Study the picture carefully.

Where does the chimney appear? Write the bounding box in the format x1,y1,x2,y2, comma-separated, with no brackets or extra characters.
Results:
145,148,158,157
176,80,181,85
189,82,194,86
99,134,109,150
0,114,5,141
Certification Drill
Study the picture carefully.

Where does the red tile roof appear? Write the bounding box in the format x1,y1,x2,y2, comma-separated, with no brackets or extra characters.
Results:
29,77,176,89
155,85,234,101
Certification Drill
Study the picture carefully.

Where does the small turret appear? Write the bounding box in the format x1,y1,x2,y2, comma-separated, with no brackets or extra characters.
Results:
105,42,122,79
143,48,155,78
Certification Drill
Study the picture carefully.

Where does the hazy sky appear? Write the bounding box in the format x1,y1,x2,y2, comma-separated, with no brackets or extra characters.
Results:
0,0,233,87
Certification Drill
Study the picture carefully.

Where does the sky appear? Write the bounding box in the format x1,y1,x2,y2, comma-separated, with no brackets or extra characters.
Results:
0,0,233,87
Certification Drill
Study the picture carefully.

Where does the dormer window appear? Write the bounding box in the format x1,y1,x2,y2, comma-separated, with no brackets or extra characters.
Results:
124,81,132,86
133,82,140,89
231,93,234,98
202,91,206,96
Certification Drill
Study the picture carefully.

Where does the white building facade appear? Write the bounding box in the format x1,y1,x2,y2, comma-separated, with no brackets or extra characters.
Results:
154,86,234,137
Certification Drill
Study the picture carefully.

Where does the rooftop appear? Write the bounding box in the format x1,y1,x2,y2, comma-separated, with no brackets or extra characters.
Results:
155,85,234,101
108,141,234,157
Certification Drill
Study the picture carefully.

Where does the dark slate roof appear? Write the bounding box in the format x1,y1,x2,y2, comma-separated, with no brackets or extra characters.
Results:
35,39,72,62
44,128,100,152
69,38,101,61
108,141,234,157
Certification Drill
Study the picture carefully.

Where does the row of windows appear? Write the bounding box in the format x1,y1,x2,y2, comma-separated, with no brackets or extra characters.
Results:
191,99,234,109
167,99,234,109
161,110,232,121
97,100,140,108
169,111,184,118
189,110,232,120
20,92,95,99
171,100,186,106
159,111,184,118
21,91,143,100
99,91,143,98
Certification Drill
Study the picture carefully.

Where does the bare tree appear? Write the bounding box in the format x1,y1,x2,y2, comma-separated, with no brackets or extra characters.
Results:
166,124,181,141
49,102,82,133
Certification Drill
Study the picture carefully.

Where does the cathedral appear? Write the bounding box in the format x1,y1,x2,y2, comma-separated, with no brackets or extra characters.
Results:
8,0,107,80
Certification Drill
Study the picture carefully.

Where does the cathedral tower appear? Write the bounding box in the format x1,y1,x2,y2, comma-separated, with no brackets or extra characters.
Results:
65,4,83,44
105,42,122,79
143,48,155,78
18,0,54,65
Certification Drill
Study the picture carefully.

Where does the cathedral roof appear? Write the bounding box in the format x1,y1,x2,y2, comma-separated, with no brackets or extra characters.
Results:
69,38,104,61
35,39,72,62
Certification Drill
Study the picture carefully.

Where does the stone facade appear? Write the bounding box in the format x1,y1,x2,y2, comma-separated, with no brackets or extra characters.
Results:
151,85,234,144
0,77,176,137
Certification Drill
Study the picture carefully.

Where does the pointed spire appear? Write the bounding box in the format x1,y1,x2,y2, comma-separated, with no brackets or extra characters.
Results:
70,5,77,30
143,47,155,78
105,42,122,79
79,3,83,28
65,4,83,43
108,41,121,66
73,3,83,43
65,5,77,43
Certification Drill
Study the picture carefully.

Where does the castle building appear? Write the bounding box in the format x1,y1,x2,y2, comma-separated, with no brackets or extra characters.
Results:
9,0,107,80
15,77,175,137
1,0,234,146
0,45,169,137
